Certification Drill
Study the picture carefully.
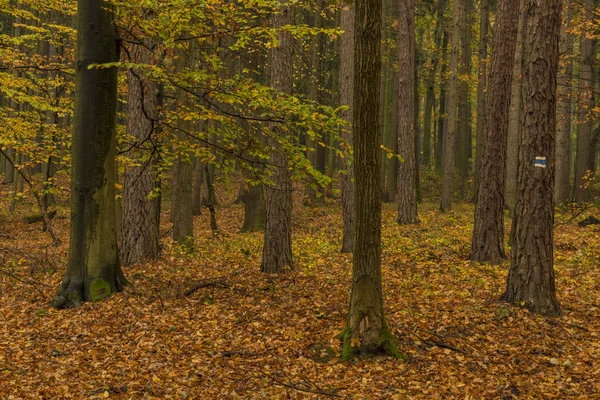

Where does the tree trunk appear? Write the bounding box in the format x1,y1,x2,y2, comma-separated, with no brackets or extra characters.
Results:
502,0,562,317
397,0,419,224
340,0,355,253
120,37,160,266
574,0,594,204
51,0,126,309
554,2,574,205
240,180,265,233
436,28,449,172
473,0,489,201
470,0,520,263
342,0,403,361
456,0,472,199
261,0,294,273
192,158,203,216
504,0,526,213
440,0,461,211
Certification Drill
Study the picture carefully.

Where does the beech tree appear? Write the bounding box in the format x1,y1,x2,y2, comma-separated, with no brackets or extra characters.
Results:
470,0,519,263
341,0,402,360
502,0,562,316
51,0,126,308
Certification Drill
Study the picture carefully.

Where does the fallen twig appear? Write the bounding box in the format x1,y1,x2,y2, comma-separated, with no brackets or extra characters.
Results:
184,268,245,297
409,329,467,354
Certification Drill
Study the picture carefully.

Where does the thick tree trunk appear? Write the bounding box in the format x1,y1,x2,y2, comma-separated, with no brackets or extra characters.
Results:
554,3,574,205
240,180,265,233
396,0,418,224
574,0,594,204
261,0,294,273
440,0,461,211
473,0,488,201
505,0,526,213
470,0,520,263
502,0,562,317
51,0,126,309
340,0,355,253
342,0,403,360
120,38,160,266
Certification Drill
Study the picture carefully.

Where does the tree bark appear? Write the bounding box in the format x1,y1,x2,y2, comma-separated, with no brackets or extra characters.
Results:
396,0,419,224
51,0,126,308
261,0,294,273
470,0,520,263
436,28,449,172
502,0,562,317
120,36,160,266
456,0,472,199
574,0,594,204
340,0,355,253
440,0,461,211
473,0,489,201
554,2,574,205
505,0,526,213
342,0,403,360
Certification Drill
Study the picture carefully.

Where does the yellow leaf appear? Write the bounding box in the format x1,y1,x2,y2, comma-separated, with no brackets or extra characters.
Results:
351,338,360,348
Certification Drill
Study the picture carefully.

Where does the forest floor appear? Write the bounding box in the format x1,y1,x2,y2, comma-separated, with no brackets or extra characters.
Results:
1,182,600,399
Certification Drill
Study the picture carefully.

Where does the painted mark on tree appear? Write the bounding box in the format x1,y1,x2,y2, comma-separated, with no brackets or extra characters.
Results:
534,156,547,168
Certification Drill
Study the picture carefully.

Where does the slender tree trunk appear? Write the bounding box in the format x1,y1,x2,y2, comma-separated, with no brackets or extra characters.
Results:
473,0,489,201
456,0,472,199
397,0,419,224
505,0,526,213
436,28,449,172
440,0,461,211
261,0,294,273
502,0,562,317
340,0,355,253
192,158,203,216
574,0,594,204
120,36,160,266
204,164,218,234
51,0,126,308
342,0,403,360
470,0,520,263
554,2,574,204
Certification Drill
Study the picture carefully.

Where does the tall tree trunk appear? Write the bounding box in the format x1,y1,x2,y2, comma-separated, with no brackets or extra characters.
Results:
121,38,160,266
473,0,489,201
192,158,203,216
502,0,562,317
342,0,403,360
397,0,419,224
456,0,472,199
436,28,449,172
261,0,294,273
340,0,355,253
574,0,594,204
51,0,126,308
504,0,526,213
440,0,461,211
554,2,574,205
470,0,520,263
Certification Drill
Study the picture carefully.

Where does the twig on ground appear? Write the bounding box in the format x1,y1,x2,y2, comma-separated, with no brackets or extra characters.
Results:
409,329,467,354
184,268,245,297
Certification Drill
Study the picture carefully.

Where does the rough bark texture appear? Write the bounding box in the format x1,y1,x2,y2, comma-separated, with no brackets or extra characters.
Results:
505,0,526,213
440,0,461,211
240,181,265,233
51,0,126,309
456,0,472,198
261,0,293,273
172,49,194,247
502,0,562,317
554,3,573,205
342,0,402,360
574,0,594,204
470,0,519,263
120,38,160,266
473,0,488,200
340,0,355,253
396,0,418,224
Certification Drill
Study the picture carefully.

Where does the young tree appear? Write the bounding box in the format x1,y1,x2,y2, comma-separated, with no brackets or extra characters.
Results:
502,0,562,316
574,0,594,204
470,0,520,263
51,0,126,308
339,0,355,253
396,0,418,224
341,0,402,360
261,0,294,273
440,0,461,211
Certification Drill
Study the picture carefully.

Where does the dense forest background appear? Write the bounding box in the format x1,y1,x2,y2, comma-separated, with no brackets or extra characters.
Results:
1,0,600,397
